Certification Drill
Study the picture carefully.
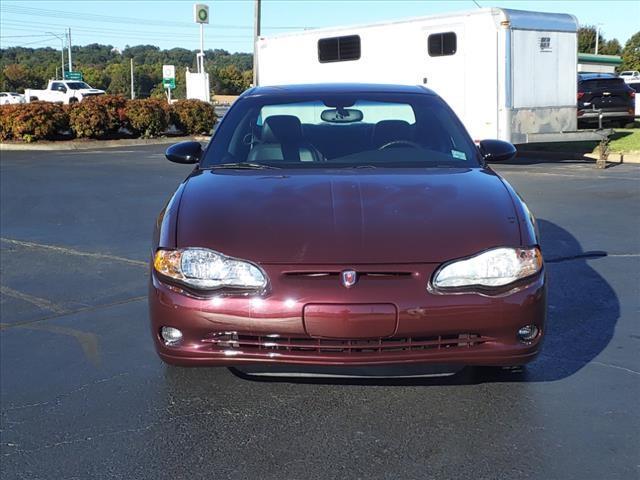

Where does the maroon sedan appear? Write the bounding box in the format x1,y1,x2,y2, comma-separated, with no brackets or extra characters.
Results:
150,84,545,372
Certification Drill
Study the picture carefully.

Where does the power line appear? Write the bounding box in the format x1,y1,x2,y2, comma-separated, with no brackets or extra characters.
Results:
0,34,59,38
2,21,251,43
0,5,315,30
1,19,250,38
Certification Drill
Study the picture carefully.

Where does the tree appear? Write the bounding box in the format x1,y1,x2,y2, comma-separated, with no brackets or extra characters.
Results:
2,64,34,91
599,39,622,56
578,25,602,54
104,63,129,95
80,66,110,90
620,31,640,71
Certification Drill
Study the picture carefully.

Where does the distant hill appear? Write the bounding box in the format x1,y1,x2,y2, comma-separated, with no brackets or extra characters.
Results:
0,44,253,97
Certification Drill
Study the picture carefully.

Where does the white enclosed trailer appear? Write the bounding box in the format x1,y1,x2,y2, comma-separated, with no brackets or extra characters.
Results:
256,8,581,144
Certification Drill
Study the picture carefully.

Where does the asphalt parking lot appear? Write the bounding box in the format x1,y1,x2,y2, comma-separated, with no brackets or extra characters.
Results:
1,145,638,480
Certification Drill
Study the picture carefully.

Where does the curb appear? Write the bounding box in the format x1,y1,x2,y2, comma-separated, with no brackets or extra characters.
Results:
517,150,640,164
0,135,211,151
585,152,640,164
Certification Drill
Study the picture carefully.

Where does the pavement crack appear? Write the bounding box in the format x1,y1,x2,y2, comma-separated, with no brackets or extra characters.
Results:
0,295,146,330
2,373,130,412
545,251,608,263
0,237,147,267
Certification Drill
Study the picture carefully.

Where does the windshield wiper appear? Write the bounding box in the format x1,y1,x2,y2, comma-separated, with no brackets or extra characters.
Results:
207,162,281,170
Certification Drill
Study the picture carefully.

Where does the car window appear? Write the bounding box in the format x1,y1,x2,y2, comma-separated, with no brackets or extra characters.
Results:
203,92,480,168
580,78,626,89
627,82,640,92
258,101,416,126
51,82,64,91
66,82,90,89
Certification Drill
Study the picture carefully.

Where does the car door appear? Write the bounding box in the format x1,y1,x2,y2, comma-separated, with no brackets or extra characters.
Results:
50,82,66,101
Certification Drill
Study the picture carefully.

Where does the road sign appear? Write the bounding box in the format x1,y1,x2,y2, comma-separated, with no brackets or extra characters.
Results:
194,4,209,24
162,65,175,79
162,65,176,90
64,71,83,81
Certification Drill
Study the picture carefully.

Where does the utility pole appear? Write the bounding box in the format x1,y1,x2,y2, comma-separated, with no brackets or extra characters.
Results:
67,27,73,72
47,32,65,79
130,58,135,99
253,0,261,86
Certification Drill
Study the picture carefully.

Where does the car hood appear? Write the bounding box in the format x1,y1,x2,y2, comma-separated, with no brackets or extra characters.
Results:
176,168,520,264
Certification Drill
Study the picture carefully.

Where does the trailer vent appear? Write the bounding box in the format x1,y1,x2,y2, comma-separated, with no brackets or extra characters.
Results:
318,35,361,63
428,32,457,57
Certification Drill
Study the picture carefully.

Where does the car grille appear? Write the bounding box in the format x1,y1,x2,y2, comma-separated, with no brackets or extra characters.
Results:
203,332,490,354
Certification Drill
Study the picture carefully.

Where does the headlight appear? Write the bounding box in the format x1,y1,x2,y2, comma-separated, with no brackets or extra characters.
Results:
154,247,267,292
432,247,542,290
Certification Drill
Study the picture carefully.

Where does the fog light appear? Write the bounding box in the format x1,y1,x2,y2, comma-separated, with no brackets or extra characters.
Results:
161,326,183,345
517,325,539,343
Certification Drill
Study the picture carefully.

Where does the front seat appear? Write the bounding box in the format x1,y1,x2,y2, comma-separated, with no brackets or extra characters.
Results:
248,115,324,163
371,120,414,149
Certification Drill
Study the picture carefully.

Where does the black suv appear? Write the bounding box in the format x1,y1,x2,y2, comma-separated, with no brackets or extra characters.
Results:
577,73,635,127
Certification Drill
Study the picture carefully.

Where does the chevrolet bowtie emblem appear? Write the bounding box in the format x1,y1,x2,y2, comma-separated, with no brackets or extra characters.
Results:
341,270,358,288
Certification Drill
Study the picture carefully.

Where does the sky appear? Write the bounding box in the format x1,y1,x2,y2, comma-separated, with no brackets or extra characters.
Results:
1,0,639,53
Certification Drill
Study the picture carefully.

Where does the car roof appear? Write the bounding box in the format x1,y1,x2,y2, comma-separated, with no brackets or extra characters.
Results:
578,73,619,81
240,83,436,98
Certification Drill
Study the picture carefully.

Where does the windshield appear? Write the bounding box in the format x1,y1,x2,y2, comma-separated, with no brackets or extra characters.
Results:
580,78,626,89
202,92,480,168
66,82,91,89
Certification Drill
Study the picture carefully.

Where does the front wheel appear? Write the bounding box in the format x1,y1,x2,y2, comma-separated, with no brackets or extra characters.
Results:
68,97,78,104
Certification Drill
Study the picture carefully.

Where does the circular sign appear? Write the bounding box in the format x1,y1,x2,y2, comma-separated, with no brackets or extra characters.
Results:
198,8,208,22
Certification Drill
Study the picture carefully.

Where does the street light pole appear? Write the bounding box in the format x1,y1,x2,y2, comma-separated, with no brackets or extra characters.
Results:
47,32,65,79
67,27,73,72
130,58,135,99
253,0,261,86
595,23,604,55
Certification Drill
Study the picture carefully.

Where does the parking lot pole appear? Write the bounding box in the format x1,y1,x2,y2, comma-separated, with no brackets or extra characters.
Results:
253,0,261,86
596,113,609,169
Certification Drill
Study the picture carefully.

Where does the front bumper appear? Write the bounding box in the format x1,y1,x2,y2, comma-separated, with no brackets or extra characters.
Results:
149,264,546,368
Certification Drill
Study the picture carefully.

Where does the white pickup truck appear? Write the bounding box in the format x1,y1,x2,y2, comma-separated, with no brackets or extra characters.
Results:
25,80,105,104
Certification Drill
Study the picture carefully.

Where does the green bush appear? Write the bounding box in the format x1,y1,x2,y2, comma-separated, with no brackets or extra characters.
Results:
125,98,169,138
170,99,217,135
68,95,127,138
1,102,68,142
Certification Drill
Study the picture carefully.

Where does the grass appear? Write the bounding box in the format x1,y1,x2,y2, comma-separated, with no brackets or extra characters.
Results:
608,128,640,153
517,123,640,155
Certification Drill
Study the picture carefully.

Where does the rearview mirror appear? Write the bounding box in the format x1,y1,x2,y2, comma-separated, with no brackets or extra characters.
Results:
320,108,363,123
478,139,516,162
165,141,202,164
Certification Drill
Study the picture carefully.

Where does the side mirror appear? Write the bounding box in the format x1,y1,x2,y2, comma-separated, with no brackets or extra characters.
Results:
59,86,67,93
165,141,202,164
478,139,516,162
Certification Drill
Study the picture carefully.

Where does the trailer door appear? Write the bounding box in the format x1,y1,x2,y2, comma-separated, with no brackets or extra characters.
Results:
420,25,466,120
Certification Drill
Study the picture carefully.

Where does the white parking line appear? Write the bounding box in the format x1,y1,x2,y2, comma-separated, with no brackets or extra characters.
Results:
0,286,69,314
